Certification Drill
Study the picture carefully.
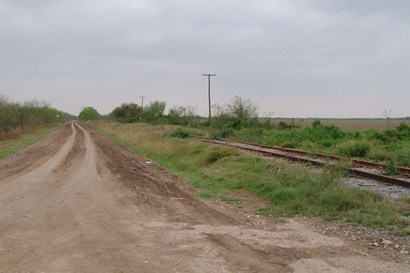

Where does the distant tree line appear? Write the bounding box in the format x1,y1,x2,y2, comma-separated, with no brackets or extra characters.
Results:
79,106,101,121
0,95,67,137
105,96,259,129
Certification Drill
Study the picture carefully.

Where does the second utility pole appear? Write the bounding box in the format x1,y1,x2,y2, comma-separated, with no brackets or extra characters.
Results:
202,73,216,119
139,96,146,109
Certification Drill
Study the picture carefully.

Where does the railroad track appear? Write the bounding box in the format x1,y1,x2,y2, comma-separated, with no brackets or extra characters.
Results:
195,137,410,188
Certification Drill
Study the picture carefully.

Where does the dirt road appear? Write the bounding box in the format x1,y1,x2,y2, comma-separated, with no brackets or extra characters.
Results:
0,122,408,272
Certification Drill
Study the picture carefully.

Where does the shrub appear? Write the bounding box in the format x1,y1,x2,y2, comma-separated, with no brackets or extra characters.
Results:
384,159,398,175
205,147,237,164
365,124,410,143
209,128,234,139
312,120,321,127
368,148,393,162
170,128,192,139
337,142,370,158
226,96,258,124
395,147,410,167
277,121,291,129
167,106,198,126
323,125,345,139
396,122,410,140
209,97,259,130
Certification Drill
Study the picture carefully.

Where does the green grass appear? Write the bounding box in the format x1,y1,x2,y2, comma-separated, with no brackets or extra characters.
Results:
232,122,410,167
0,127,58,159
91,121,410,235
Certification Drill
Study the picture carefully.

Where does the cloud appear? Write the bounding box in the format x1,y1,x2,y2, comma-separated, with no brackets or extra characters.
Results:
0,0,409,117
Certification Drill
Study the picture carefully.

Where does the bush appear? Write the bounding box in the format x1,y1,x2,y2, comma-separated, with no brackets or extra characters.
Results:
396,122,410,140
167,106,198,126
312,120,321,127
395,147,410,166
205,147,237,164
365,123,410,143
210,97,259,130
170,128,192,139
337,142,370,158
209,128,234,139
227,96,258,124
384,159,398,175
277,121,291,129
368,148,393,162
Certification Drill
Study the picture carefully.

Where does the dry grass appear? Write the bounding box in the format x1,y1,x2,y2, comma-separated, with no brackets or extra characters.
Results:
0,126,58,159
90,121,191,156
273,119,408,131
92,121,410,235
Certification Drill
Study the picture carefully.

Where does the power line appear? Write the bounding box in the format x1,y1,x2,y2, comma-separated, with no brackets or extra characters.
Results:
156,1,365,104
220,0,400,73
212,0,363,71
260,13,410,69
136,1,407,114
251,0,400,62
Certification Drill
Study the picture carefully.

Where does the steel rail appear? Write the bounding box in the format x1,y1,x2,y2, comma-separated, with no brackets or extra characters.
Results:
195,137,410,188
233,139,410,176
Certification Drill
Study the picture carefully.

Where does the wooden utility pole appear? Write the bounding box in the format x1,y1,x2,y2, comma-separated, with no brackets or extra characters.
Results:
139,96,146,109
202,74,216,119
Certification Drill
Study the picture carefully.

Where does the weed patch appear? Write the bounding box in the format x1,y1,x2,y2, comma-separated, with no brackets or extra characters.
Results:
170,128,192,139
204,147,238,165
92,121,410,235
337,141,370,158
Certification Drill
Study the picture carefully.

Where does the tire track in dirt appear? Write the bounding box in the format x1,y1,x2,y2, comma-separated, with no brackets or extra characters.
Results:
0,121,408,273
0,123,73,179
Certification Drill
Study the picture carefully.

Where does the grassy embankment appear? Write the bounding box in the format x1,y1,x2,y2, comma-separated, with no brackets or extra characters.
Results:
0,126,58,159
92,121,410,235
229,121,410,168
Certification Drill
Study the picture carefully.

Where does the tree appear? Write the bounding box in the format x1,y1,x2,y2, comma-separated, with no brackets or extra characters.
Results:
79,107,100,121
0,95,66,136
167,106,198,125
141,101,166,123
0,96,19,132
110,103,142,123
226,96,258,128
227,96,258,121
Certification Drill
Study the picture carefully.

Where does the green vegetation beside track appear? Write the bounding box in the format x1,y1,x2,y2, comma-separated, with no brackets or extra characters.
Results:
91,121,410,236
232,121,410,167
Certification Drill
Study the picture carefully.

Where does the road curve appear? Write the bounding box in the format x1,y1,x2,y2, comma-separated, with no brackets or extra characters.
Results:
0,122,408,272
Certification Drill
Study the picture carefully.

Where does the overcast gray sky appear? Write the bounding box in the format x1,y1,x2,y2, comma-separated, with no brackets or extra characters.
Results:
1,0,409,117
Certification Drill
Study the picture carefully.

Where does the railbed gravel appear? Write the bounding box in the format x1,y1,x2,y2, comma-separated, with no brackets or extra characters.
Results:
343,177,410,199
